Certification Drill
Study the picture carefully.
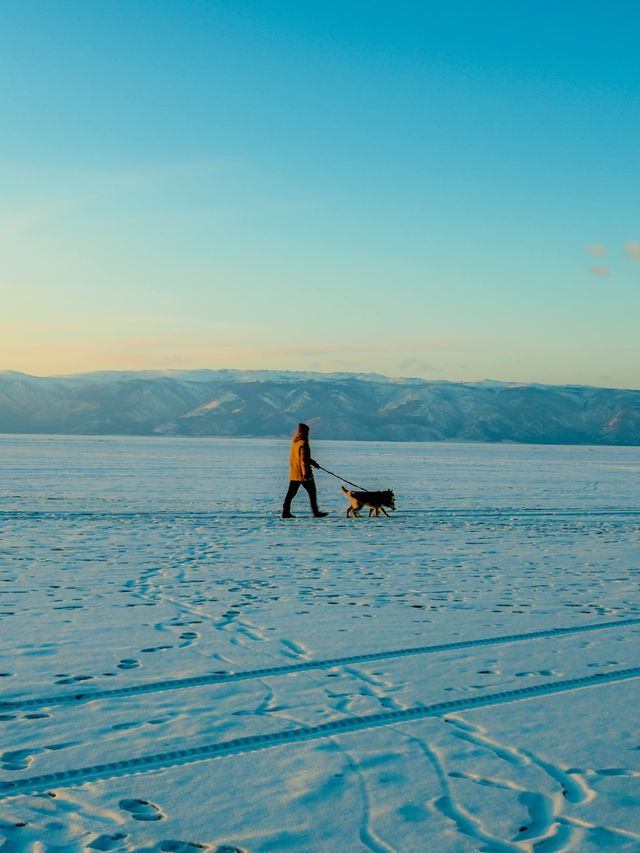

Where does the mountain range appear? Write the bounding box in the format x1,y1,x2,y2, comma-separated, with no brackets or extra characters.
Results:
0,369,638,445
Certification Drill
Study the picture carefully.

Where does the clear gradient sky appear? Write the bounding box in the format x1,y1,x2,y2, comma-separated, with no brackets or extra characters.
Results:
2,1,639,388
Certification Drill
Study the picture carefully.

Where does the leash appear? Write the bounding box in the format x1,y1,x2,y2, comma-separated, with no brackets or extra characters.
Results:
314,464,368,492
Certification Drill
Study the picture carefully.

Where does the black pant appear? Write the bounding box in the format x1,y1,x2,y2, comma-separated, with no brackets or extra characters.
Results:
283,480,319,514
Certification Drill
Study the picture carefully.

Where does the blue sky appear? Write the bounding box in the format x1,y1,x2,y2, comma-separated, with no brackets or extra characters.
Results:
1,1,639,387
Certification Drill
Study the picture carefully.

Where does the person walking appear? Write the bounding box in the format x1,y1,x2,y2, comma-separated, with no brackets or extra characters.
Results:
282,423,328,518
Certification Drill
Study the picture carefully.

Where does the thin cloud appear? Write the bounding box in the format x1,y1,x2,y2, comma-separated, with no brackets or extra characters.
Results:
624,241,640,261
589,265,609,277
396,358,437,374
587,243,607,257
0,201,73,247
0,157,241,245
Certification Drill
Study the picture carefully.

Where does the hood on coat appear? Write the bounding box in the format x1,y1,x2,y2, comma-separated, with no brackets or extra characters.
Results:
293,423,309,441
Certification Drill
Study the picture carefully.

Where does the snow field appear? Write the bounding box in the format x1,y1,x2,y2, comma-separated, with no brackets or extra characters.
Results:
0,437,638,851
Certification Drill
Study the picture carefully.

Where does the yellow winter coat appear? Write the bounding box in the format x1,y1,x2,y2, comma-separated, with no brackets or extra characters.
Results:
289,432,314,481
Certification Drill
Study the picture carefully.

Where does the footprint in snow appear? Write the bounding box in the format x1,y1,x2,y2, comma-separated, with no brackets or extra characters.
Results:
119,798,164,821
1,747,44,770
87,832,128,851
280,639,309,659
515,669,560,677
55,674,94,685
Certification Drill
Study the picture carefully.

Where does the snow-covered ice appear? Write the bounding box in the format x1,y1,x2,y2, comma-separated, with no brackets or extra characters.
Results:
0,436,638,852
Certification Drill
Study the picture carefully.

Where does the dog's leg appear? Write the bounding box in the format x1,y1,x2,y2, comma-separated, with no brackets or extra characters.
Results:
380,507,390,517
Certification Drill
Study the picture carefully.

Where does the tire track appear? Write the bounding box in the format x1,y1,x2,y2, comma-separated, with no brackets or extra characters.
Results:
3,617,638,711
1,666,638,800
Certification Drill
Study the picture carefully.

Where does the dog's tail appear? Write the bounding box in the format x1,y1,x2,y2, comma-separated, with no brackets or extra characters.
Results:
340,485,353,496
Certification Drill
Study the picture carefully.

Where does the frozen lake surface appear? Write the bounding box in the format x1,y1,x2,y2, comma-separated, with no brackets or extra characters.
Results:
0,436,639,852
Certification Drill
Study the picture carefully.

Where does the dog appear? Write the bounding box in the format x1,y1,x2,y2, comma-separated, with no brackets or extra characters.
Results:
341,485,396,517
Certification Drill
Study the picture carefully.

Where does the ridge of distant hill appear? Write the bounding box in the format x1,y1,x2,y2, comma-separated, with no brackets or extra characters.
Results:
0,370,638,445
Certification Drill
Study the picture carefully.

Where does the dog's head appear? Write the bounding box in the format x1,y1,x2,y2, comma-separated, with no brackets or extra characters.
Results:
381,490,396,510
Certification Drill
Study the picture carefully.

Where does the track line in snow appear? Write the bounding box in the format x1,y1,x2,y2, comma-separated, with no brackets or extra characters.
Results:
3,617,638,711
2,508,639,522
1,666,639,800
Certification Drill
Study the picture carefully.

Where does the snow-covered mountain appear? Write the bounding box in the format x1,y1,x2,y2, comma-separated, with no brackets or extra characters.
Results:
0,370,638,444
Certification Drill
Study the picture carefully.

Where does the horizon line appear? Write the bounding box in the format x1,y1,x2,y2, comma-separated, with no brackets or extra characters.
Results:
0,367,638,394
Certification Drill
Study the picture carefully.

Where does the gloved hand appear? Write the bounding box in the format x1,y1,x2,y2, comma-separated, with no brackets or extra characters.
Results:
311,460,320,469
